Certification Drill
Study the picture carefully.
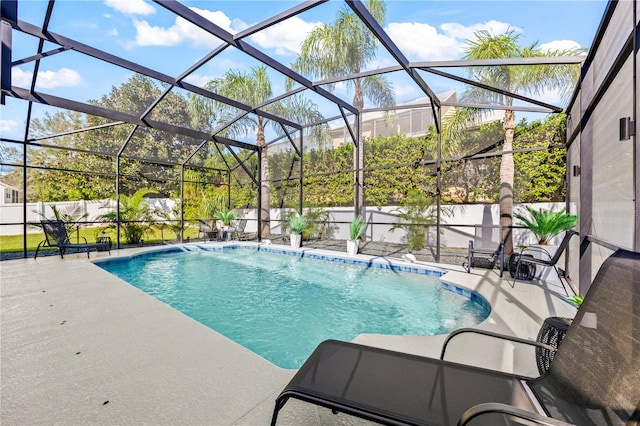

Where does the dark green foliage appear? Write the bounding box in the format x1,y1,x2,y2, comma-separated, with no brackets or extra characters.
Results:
441,116,568,204
14,72,568,212
514,206,577,244
98,188,158,244
364,133,436,206
513,115,568,202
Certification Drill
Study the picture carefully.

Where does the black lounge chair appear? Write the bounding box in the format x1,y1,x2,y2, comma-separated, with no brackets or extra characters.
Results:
462,225,505,277
35,220,110,259
272,249,640,426
510,230,578,295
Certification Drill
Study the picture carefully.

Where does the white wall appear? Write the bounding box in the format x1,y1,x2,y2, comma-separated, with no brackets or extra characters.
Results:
240,202,565,248
0,199,565,249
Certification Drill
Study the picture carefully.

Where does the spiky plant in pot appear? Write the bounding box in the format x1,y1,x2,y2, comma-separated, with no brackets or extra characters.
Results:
514,206,577,245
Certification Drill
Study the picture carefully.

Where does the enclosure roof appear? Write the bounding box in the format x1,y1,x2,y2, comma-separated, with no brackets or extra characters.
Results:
1,0,606,167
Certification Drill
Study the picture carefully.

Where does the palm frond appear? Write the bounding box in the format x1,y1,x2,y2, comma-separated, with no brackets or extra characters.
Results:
514,206,577,244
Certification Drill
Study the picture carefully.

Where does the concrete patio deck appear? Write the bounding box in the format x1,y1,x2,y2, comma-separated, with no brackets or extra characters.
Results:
0,242,576,425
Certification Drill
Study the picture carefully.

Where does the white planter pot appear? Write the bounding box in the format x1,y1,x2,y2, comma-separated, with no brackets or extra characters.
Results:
223,226,230,241
291,234,302,248
347,239,359,255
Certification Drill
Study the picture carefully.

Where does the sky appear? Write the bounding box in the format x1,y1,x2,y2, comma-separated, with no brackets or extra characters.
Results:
1,0,609,140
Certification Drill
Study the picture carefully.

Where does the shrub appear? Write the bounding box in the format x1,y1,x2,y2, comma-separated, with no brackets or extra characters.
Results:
514,206,577,245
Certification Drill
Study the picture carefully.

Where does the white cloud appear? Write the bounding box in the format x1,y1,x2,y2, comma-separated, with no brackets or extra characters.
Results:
133,19,186,46
387,22,463,61
104,0,155,16
393,83,419,99
12,68,32,87
12,67,84,89
132,7,247,48
539,39,583,53
108,28,119,37
386,20,518,62
440,20,518,42
183,73,217,88
250,17,322,56
0,119,18,134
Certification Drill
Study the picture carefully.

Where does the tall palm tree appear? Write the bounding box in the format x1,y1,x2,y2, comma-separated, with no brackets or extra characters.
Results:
190,66,328,237
289,0,395,214
448,29,582,254
289,0,394,112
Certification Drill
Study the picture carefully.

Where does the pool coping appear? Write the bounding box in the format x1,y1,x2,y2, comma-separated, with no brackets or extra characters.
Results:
1,241,577,425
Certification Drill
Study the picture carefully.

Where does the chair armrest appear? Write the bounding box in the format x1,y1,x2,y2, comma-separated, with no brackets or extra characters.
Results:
440,328,555,360
458,402,576,426
517,245,553,261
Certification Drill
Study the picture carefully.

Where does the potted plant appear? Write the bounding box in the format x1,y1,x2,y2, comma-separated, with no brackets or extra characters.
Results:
514,206,577,283
347,215,367,255
514,206,577,245
214,209,237,241
289,214,308,248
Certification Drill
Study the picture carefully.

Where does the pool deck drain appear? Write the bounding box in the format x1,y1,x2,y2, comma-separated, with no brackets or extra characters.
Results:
1,242,576,425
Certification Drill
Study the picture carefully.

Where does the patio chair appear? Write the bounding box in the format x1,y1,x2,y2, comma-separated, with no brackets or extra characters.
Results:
462,224,505,276
35,220,111,259
509,230,578,296
197,219,214,241
230,218,248,241
271,249,640,426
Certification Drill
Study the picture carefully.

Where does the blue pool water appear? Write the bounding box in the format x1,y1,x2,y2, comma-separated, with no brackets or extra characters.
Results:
97,247,490,369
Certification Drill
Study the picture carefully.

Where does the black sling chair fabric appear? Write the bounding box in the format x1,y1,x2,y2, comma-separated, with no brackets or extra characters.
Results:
272,249,640,425
35,220,110,259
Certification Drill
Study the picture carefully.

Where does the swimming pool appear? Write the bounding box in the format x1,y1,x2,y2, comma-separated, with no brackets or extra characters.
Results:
97,246,490,369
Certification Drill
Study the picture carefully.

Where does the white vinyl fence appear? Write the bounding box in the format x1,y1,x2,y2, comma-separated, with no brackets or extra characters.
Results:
0,199,568,249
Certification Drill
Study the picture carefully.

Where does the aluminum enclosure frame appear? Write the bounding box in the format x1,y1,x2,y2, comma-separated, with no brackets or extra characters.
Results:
1,0,589,260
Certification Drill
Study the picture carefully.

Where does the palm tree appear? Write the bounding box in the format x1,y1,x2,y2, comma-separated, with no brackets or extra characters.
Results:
448,29,582,254
289,0,394,112
289,0,395,214
98,188,158,245
190,66,328,237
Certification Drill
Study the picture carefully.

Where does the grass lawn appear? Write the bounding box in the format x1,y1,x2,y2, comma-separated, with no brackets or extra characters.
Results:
0,226,200,254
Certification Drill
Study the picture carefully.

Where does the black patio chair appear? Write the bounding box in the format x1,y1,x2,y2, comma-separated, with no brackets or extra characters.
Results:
462,225,505,276
271,249,640,426
35,220,110,259
510,230,578,295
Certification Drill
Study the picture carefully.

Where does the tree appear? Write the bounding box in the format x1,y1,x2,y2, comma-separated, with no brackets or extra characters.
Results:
447,29,582,254
290,0,394,112
16,75,196,201
289,0,395,213
190,66,327,237
22,110,114,201
513,115,568,202
87,74,194,195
